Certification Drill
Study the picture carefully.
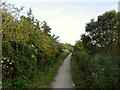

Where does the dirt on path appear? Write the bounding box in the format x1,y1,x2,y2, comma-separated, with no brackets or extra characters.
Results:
51,53,74,88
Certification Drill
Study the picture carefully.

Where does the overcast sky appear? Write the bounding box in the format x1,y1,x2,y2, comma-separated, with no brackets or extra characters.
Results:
5,0,119,45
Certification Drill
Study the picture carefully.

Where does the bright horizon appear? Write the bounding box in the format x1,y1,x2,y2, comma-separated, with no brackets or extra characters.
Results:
6,0,119,45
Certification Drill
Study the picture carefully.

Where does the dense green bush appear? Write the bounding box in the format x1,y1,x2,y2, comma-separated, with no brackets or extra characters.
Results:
72,10,120,88
90,54,119,88
73,51,91,72
72,51,119,88
2,2,72,88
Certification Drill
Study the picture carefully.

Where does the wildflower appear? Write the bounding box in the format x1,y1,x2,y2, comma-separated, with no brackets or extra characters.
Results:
3,57,6,60
9,62,12,65
1,60,4,63
7,60,9,62
32,45,34,48
73,83,75,86
32,55,34,58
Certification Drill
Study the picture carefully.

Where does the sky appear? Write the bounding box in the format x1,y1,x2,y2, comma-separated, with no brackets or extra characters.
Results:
5,0,119,45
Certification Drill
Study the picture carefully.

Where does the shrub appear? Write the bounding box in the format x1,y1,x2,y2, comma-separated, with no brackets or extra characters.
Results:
72,51,120,88
2,2,66,88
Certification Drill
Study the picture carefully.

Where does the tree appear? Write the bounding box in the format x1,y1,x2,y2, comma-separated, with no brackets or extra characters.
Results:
81,10,117,54
41,21,51,35
2,2,62,88
74,40,85,52
51,34,60,43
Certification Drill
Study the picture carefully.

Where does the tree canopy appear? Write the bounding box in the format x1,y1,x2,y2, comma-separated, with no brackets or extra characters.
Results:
81,10,118,54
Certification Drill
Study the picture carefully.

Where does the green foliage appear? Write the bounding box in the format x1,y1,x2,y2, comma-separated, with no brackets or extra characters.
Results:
30,52,69,88
74,40,85,52
60,43,74,52
117,12,120,55
3,77,29,89
81,10,118,54
71,57,86,88
90,54,119,88
2,2,68,88
72,51,119,88
72,51,92,75
73,10,120,88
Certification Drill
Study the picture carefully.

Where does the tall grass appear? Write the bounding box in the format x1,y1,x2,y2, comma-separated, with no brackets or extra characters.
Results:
72,51,120,88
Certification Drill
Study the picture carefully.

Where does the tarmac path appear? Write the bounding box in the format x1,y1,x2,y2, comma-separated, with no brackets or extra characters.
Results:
51,53,74,88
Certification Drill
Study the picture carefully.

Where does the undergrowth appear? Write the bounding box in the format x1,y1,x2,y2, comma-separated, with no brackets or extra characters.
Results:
72,51,120,88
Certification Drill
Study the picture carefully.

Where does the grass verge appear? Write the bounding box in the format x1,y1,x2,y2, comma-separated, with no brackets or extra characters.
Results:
29,52,69,88
71,57,86,88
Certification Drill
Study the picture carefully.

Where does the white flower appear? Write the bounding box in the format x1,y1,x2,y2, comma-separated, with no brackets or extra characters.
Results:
9,62,12,65
32,45,34,48
3,57,6,60
1,60,4,63
7,60,9,62
32,55,34,58
73,83,75,86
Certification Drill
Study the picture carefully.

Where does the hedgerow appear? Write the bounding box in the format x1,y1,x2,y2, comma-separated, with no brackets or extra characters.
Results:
2,2,72,88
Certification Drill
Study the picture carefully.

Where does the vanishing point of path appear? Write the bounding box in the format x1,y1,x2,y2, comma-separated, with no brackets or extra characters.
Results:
51,53,74,88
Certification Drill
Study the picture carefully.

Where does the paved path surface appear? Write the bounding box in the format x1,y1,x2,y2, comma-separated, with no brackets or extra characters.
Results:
51,53,74,88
